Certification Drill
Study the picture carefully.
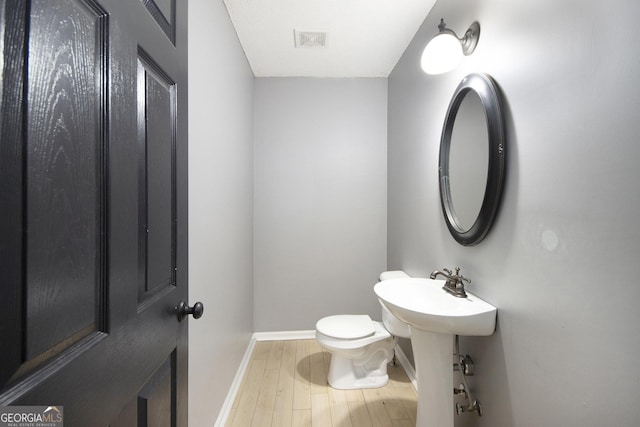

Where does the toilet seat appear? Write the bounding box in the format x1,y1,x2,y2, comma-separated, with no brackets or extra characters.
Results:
316,319,391,351
316,314,375,340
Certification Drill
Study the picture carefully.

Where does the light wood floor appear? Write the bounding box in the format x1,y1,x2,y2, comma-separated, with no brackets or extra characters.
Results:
225,339,417,427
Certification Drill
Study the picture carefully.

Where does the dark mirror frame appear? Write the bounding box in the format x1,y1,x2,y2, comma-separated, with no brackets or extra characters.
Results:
439,73,505,246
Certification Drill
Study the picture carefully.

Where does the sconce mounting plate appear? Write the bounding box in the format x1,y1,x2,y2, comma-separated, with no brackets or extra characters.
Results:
461,22,480,56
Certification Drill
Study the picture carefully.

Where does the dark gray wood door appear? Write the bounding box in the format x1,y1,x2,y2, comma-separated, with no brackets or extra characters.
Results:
0,0,191,425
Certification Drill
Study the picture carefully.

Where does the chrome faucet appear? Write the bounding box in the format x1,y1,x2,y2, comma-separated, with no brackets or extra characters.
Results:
430,267,471,298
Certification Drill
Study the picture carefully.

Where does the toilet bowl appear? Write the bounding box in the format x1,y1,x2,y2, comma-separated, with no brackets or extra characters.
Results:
315,271,411,390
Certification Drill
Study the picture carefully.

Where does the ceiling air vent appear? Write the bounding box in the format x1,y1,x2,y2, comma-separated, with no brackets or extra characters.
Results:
294,29,327,48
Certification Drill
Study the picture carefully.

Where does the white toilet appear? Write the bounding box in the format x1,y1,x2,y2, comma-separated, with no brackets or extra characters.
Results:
315,271,411,390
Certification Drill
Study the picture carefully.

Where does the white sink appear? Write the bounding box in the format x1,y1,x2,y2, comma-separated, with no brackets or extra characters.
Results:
374,277,497,427
373,277,496,336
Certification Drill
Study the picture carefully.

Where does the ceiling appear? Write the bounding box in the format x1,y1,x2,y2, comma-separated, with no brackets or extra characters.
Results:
222,0,437,77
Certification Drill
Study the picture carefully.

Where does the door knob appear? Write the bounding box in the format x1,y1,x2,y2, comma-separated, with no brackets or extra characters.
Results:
176,301,204,322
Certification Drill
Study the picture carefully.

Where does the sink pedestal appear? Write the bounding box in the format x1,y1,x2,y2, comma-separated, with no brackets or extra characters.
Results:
410,328,454,427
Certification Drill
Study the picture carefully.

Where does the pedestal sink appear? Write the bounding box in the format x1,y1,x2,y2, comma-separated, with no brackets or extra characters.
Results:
374,277,496,427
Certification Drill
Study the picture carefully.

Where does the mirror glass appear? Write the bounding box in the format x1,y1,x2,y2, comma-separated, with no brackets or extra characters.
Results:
439,73,505,246
448,91,488,231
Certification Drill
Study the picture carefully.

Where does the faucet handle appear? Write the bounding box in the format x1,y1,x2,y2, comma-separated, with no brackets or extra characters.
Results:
455,267,471,285
443,268,453,275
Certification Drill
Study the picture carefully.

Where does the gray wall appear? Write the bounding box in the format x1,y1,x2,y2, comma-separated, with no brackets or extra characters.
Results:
188,0,254,424
389,0,640,425
253,78,388,331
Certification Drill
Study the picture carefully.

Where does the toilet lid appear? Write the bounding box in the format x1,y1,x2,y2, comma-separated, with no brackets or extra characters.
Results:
316,315,375,340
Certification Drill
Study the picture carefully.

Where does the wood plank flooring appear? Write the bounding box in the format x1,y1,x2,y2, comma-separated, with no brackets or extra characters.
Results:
226,339,417,427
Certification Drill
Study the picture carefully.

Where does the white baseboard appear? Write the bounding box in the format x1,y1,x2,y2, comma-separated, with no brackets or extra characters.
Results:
213,336,256,427
393,344,417,391
213,331,313,426
253,330,316,341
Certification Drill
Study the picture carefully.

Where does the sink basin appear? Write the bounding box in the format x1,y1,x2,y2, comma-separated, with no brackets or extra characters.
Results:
374,277,496,336
374,277,497,426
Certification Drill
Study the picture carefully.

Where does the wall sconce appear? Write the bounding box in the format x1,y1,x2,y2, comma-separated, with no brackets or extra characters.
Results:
421,19,480,75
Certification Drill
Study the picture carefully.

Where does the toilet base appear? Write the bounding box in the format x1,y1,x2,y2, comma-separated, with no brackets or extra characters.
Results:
326,344,395,390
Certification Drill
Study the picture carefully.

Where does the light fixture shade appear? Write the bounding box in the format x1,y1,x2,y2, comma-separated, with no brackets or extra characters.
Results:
421,32,463,75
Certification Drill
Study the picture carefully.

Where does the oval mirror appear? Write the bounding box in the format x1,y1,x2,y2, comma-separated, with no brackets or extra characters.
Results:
439,73,505,246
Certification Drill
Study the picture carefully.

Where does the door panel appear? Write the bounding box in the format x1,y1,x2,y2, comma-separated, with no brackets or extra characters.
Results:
110,351,176,427
141,0,176,44
137,353,176,427
0,0,189,424
0,0,34,388
25,0,107,361
137,49,177,300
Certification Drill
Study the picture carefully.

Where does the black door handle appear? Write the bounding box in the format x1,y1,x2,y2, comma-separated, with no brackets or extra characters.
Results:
176,301,204,322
